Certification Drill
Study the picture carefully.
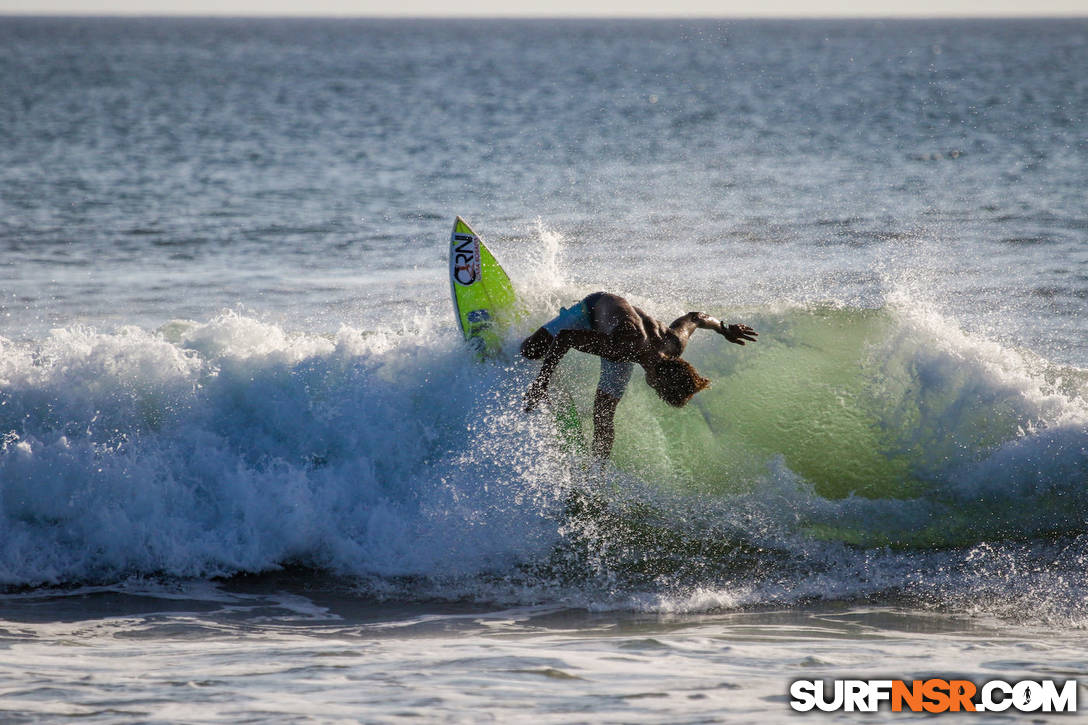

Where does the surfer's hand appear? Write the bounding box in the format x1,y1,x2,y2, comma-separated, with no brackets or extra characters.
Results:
524,381,547,412
720,322,758,345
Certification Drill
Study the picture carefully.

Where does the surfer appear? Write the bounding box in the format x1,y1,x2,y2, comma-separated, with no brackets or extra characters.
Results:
521,292,757,458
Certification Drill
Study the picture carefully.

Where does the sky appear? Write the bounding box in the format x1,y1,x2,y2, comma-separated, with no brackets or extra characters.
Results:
2,0,1086,16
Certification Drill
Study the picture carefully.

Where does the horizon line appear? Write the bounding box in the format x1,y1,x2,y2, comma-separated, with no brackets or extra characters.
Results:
3,11,1087,18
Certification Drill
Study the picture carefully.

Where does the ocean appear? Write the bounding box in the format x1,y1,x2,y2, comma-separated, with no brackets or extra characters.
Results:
1,16,1087,721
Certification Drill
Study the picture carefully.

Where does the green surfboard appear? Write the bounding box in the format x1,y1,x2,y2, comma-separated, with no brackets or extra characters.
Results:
449,216,517,359
448,217,585,453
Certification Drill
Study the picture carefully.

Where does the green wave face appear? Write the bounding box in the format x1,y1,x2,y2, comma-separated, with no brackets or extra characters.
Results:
551,305,1087,551
616,307,911,499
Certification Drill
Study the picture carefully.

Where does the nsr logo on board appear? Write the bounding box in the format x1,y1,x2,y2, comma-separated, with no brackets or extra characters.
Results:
451,233,480,286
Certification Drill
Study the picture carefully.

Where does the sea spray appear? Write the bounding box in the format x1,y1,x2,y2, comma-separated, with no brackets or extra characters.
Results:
1,215,1087,616
2,298,1086,599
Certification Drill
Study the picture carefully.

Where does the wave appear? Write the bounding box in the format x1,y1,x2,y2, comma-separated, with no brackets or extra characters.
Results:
0,292,1086,619
604,298,1088,547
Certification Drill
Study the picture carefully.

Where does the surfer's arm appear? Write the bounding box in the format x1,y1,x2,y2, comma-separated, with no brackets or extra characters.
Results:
668,312,757,350
524,329,599,412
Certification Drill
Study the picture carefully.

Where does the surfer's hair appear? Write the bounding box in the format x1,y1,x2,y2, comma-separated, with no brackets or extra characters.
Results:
648,358,710,408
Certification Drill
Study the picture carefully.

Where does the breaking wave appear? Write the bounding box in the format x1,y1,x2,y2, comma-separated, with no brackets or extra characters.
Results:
1,272,1086,621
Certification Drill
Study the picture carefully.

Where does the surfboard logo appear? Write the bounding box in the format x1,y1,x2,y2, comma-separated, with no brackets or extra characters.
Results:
452,233,481,286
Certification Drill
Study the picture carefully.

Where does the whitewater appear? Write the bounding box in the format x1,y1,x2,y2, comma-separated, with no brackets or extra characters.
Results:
3,245,1087,596
2,16,1087,722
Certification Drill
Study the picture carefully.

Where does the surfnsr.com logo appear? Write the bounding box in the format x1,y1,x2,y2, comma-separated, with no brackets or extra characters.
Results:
789,679,1078,713
452,233,480,286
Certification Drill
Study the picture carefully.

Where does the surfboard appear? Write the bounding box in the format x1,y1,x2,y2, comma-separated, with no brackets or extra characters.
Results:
449,216,517,359
448,216,586,453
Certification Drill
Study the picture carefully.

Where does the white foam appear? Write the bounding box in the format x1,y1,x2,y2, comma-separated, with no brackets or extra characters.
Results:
0,288,1085,623
0,312,572,587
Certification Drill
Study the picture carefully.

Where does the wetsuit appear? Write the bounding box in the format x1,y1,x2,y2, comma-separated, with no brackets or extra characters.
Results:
540,297,634,399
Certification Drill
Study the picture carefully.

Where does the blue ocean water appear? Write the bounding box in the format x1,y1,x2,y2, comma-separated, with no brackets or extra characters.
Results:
1,17,1087,721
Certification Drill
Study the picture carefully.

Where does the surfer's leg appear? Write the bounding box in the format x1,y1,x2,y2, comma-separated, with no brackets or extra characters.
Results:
591,359,632,458
592,388,621,459
599,358,634,399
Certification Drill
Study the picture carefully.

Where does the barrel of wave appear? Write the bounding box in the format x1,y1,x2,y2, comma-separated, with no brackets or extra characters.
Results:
600,305,1037,502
